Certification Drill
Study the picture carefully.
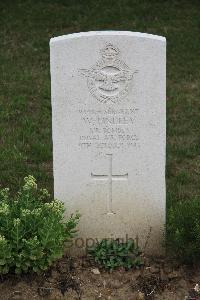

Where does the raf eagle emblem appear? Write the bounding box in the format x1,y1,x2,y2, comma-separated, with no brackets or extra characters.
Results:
79,44,137,104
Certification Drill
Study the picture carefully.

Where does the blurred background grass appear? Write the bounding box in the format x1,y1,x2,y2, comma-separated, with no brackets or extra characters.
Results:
0,0,199,209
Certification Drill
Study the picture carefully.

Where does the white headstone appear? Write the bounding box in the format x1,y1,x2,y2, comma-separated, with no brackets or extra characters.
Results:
50,31,166,255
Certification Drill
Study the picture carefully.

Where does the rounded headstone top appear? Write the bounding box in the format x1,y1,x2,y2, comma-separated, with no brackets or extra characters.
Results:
50,31,166,45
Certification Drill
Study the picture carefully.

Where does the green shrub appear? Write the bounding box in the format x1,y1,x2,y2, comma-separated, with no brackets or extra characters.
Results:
88,238,143,270
167,197,200,264
0,175,79,274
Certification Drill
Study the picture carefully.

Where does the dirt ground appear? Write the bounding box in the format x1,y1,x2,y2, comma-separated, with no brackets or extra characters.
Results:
0,256,200,300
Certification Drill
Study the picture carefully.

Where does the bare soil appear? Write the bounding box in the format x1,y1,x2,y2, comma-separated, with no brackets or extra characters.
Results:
0,256,199,300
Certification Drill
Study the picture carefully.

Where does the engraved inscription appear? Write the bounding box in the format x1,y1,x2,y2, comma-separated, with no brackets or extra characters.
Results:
79,44,137,103
91,154,128,214
78,107,140,151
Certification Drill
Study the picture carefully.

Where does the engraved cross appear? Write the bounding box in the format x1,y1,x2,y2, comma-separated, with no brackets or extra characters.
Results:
91,154,128,214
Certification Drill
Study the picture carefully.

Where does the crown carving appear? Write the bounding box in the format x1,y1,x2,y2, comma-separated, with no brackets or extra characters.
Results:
101,43,120,60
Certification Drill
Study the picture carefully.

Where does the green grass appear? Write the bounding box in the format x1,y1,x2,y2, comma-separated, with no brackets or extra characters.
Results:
0,0,199,207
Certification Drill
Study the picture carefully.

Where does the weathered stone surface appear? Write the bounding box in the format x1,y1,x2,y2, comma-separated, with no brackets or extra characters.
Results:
50,31,166,255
